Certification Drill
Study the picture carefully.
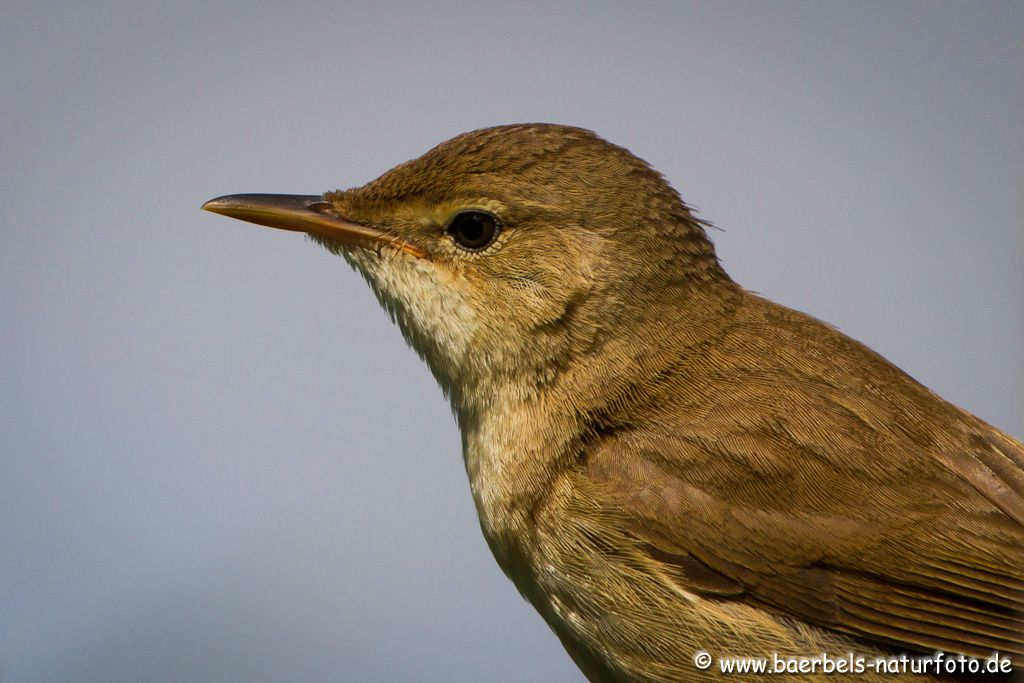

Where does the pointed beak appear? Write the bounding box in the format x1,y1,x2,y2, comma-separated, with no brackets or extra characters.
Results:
201,193,424,257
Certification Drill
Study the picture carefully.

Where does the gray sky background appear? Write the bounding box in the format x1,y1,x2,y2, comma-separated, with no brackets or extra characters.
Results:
1,2,1021,681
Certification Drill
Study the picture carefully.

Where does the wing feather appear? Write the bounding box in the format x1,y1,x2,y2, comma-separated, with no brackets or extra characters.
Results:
580,294,1024,667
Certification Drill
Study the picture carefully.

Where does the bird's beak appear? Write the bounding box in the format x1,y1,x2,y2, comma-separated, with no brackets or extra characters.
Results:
201,193,425,258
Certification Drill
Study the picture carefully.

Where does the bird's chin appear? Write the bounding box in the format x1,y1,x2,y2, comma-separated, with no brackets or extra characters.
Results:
327,242,482,404
308,232,365,258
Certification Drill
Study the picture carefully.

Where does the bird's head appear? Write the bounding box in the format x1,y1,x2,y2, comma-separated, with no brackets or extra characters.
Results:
204,124,731,413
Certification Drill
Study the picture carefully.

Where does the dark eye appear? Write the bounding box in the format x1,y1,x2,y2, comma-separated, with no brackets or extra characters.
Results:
446,211,499,251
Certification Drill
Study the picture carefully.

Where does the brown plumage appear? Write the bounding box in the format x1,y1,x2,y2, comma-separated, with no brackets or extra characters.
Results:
203,124,1023,681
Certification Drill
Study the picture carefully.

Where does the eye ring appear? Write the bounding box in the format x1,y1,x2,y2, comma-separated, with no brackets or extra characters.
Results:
446,211,500,252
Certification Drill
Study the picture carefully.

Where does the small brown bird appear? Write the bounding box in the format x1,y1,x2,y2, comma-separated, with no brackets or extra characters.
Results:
203,124,1023,681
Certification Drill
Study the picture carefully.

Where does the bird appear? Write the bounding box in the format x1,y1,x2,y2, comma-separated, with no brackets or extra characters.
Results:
203,124,1023,682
